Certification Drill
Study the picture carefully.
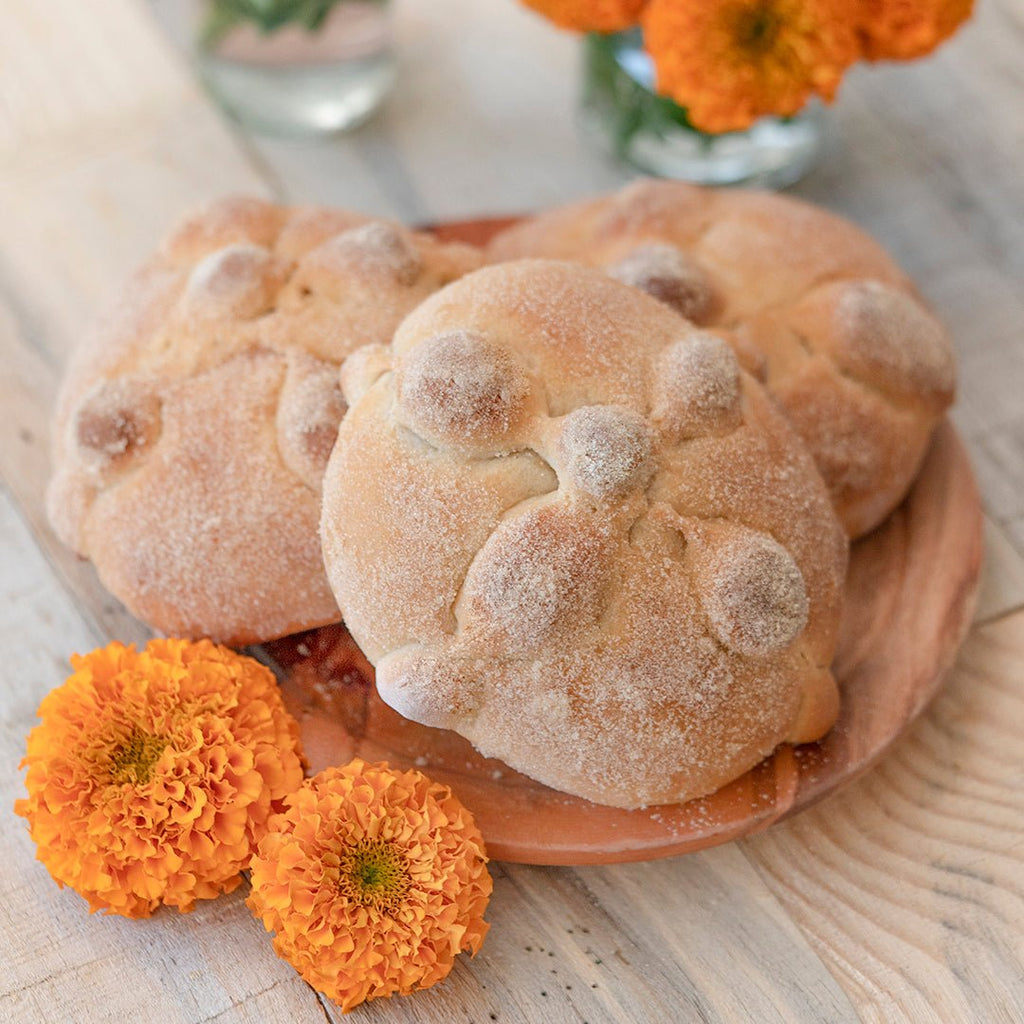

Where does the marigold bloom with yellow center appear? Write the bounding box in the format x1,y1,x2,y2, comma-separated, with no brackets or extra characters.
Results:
248,759,492,1013
857,0,974,60
522,0,648,32
15,638,305,918
643,0,859,133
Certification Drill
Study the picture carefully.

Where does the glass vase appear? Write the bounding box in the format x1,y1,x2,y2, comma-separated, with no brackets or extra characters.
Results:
150,0,396,137
580,30,824,189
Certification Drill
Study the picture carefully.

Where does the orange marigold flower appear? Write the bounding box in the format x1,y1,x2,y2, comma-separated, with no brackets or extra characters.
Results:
15,638,305,918
643,0,859,133
857,0,974,61
522,0,648,33
248,759,492,1013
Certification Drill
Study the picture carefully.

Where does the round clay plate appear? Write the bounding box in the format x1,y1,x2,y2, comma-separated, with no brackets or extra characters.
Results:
261,217,984,866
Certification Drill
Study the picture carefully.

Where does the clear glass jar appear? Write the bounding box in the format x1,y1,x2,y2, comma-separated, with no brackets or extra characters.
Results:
580,30,824,189
150,0,395,137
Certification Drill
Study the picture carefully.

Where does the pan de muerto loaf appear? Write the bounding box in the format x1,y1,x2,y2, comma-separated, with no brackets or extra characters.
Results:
46,197,481,645
321,260,848,808
488,181,956,538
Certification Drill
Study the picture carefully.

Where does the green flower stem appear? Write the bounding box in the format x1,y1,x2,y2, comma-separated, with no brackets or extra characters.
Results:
582,31,717,157
200,0,385,51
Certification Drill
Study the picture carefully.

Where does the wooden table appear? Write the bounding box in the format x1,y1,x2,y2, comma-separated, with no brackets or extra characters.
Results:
2,1,1022,1021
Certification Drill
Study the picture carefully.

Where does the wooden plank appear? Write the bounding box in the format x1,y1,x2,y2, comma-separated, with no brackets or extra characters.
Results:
975,515,1024,625
0,0,271,368
1,0,1021,1020
329,850,859,1024
250,0,631,223
0,3,330,1020
0,299,152,647
742,609,1024,1023
0,483,329,1024
0,0,270,632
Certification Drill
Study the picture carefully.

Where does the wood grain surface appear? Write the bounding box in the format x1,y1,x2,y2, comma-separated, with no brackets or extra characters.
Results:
1,0,1022,1022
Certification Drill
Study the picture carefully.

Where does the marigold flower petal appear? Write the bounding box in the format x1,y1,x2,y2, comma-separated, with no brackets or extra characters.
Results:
15,638,305,918
857,0,974,60
248,759,492,1013
522,0,648,32
643,0,859,133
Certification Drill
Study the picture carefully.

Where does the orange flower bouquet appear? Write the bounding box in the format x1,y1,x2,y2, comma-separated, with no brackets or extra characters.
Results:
521,0,975,186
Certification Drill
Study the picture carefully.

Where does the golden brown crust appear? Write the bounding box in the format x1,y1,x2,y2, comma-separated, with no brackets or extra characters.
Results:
47,197,482,644
321,260,848,808
487,181,956,538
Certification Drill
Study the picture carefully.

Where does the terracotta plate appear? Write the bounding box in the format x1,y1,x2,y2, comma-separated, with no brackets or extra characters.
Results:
260,217,984,866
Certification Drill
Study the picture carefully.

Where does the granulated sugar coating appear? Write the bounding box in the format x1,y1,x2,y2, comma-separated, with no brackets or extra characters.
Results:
653,332,742,441
71,377,162,476
276,348,349,491
396,330,534,451
181,243,290,320
488,180,956,538
321,260,848,809
607,243,716,324
829,280,955,400
47,196,483,644
696,528,809,656
316,221,424,287
557,406,652,499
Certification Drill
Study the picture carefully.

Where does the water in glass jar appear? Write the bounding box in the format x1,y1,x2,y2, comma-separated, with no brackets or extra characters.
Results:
153,1,395,137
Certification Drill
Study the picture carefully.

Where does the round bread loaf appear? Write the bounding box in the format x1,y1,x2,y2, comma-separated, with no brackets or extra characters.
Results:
47,197,482,645
487,181,956,538
321,260,848,809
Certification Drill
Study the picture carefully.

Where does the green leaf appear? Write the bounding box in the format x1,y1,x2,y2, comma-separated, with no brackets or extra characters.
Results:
582,30,716,157
200,0,387,48
200,5,245,49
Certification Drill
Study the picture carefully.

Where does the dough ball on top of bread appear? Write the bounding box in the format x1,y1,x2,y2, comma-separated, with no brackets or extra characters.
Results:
321,260,848,809
47,197,481,645
488,180,956,539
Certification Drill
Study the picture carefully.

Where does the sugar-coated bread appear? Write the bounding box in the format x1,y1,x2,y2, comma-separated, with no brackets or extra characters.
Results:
321,260,848,809
488,181,956,538
47,197,482,645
